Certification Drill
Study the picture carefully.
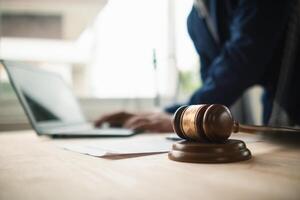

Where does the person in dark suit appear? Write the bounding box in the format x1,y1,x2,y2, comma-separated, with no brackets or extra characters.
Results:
95,0,291,132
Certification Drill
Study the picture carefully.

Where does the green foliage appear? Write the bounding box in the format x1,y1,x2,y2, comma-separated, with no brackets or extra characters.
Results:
178,70,201,97
0,82,16,99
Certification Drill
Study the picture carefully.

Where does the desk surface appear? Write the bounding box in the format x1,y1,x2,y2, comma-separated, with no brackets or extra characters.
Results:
0,131,300,200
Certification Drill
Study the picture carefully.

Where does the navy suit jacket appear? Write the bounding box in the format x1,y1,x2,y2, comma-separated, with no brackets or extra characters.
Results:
165,0,290,124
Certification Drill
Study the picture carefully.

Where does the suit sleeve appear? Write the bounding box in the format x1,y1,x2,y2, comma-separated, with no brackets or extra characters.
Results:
186,0,289,108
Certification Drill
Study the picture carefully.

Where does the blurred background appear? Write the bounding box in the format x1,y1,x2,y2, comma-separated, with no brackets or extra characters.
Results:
0,0,262,131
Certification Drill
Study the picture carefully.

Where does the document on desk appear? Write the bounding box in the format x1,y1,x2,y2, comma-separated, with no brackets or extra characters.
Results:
58,133,260,158
58,135,175,157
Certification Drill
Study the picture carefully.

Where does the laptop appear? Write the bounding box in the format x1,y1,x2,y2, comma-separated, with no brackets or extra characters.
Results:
2,60,135,137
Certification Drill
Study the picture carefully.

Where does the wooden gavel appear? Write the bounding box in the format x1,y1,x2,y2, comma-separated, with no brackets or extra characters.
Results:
172,104,300,143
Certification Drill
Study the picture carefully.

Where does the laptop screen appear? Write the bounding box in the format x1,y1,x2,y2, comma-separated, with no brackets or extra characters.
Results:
4,62,85,125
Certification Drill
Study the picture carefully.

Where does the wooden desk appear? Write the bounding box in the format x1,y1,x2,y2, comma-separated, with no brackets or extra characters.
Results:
0,131,300,200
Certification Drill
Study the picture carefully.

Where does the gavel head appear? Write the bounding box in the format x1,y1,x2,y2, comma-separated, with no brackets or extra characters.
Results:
172,104,234,143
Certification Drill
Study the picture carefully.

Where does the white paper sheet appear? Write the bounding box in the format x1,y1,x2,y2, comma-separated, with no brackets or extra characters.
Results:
59,135,175,157
58,133,260,158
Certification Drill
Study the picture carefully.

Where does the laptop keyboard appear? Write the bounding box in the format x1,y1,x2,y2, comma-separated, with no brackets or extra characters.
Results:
74,128,134,135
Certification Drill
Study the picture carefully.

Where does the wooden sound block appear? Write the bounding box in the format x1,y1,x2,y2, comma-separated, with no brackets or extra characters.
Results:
168,139,251,163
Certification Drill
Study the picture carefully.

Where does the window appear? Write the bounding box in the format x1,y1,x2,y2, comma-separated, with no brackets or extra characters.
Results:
85,0,198,99
0,0,200,130
0,0,198,100
88,0,169,98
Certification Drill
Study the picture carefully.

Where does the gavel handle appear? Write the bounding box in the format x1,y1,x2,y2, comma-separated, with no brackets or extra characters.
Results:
233,122,300,134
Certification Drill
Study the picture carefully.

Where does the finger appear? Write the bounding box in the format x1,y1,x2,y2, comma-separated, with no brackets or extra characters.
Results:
94,114,113,126
131,122,158,132
123,116,150,129
134,118,173,133
94,114,120,127
94,112,133,127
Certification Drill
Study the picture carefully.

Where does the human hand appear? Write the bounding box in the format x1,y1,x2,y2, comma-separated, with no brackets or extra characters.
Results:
123,112,173,133
94,111,173,133
94,111,135,127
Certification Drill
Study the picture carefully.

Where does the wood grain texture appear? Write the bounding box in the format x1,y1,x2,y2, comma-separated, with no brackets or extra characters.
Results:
0,131,300,200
